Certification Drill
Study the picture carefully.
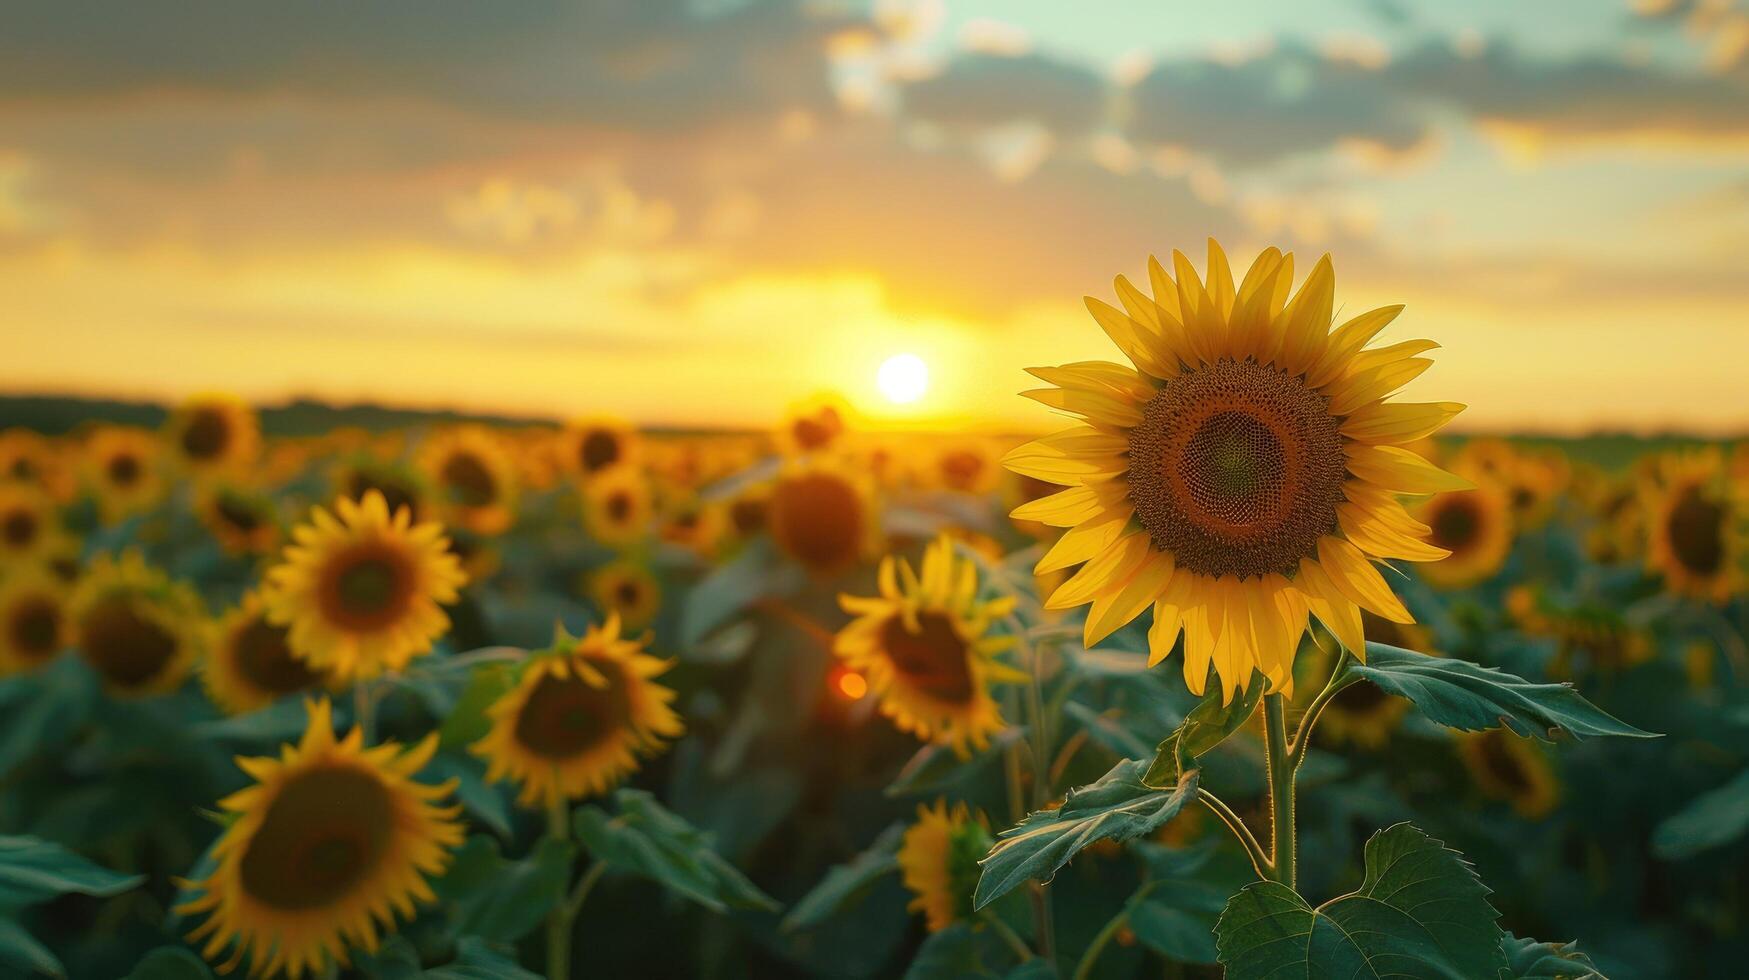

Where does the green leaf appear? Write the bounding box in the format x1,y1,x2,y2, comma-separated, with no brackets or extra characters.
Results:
1063,701,1152,759
438,662,516,751
973,758,1199,911
125,947,216,980
420,752,513,839
782,822,905,932
425,937,543,979
903,922,991,980
1124,842,1237,965
1215,822,1505,980
1349,643,1656,741
0,916,61,978
1500,933,1607,979
0,657,98,778
192,696,315,744
0,835,146,908
1143,672,1265,788
574,789,780,914
1652,767,1749,859
887,727,1024,798
680,539,802,646
439,835,576,943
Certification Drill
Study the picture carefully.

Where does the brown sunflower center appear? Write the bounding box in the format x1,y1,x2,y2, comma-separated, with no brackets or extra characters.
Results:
879,611,974,703
513,660,632,758
9,458,34,481
2,509,38,549
1667,487,1724,577
1477,734,1531,794
239,765,393,910
606,491,634,524
793,410,840,451
107,453,143,488
215,494,264,534
770,473,863,573
441,452,497,508
730,497,766,534
233,615,322,694
1127,358,1346,579
9,597,61,662
181,408,231,460
580,431,621,473
79,595,178,689
320,545,415,631
615,580,643,607
1430,495,1481,551
940,451,984,491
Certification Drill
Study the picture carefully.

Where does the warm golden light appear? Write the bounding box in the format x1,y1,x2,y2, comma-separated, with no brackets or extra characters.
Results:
836,669,869,700
876,353,929,405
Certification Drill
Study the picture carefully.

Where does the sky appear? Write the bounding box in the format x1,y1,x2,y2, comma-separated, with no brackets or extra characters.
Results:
1,0,1746,434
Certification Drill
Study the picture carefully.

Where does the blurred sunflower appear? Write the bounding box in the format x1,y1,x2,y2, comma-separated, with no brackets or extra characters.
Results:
0,569,69,674
836,535,1021,755
70,551,202,696
727,485,769,540
178,699,462,978
659,496,728,556
1317,612,1433,749
334,457,432,526
560,417,638,480
203,592,332,715
0,428,74,500
581,466,653,547
198,483,282,555
935,441,999,494
1457,730,1559,819
1007,242,1465,700
897,800,991,933
167,393,259,475
264,491,466,683
417,426,519,536
83,426,163,523
1642,450,1745,603
781,397,848,456
0,481,63,566
1412,475,1515,590
587,560,662,630
472,617,682,808
768,458,881,576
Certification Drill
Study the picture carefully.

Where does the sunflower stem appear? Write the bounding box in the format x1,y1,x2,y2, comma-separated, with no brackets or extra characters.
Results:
546,795,575,980
1195,788,1272,880
1071,908,1127,980
981,910,1035,963
1262,693,1296,889
353,680,377,744
1288,649,1358,765
1013,615,1058,966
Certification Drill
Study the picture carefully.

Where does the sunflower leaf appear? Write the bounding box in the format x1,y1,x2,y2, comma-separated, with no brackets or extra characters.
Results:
574,789,780,914
782,822,905,932
0,917,60,978
680,538,803,646
1500,932,1609,979
440,835,576,943
1651,767,1749,859
125,946,216,979
973,758,1199,911
1214,822,1505,979
1348,643,1657,741
1143,671,1265,788
0,835,145,909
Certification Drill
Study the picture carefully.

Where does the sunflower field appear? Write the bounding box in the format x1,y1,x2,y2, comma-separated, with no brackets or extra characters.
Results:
1,246,1746,980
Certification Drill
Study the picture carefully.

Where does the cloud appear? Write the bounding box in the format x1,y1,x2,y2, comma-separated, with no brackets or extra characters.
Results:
898,52,1109,135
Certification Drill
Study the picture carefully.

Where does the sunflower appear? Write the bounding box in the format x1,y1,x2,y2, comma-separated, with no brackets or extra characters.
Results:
178,699,463,978
263,491,467,683
83,426,163,523
198,483,282,555
897,800,991,933
768,458,881,576
167,393,260,475
203,592,333,715
1642,450,1745,603
836,535,1020,755
1412,473,1515,590
935,440,1000,494
727,484,770,540
417,426,519,536
1316,612,1432,749
1006,242,1465,700
587,560,662,631
781,397,849,456
658,496,727,557
0,569,69,674
581,466,653,547
0,428,74,501
0,481,62,566
560,417,639,480
333,457,432,526
472,617,682,808
69,551,203,696
1457,730,1559,819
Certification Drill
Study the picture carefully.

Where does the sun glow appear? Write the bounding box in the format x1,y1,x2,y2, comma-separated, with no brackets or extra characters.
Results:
877,353,929,404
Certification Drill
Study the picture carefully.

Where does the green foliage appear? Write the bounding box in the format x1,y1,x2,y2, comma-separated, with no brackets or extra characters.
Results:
1350,643,1656,740
783,822,905,932
1500,933,1607,979
1652,767,1749,859
974,758,1199,910
1143,671,1265,787
437,662,516,750
574,789,781,914
125,947,216,979
0,835,144,977
1123,842,1242,964
0,657,98,778
680,538,803,645
437,835,576,943
1215,823,1505,979
887,727,1025,797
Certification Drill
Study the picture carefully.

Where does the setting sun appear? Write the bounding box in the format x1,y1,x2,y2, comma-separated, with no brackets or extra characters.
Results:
876,353,929,405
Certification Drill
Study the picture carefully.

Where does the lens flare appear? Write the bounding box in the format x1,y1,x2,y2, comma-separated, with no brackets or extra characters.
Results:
877,354,929,404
